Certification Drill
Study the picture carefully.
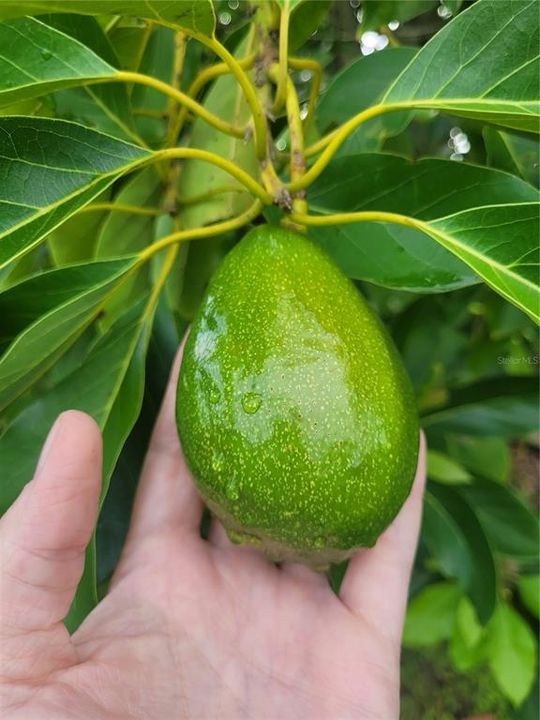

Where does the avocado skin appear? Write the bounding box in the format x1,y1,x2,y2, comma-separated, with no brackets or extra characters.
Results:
177,224,419,566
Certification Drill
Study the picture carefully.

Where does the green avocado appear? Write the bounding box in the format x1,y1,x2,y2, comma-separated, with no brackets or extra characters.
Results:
176,224,419,567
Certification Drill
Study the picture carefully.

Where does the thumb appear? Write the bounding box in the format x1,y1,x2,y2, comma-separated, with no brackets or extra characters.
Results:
0,410,102,636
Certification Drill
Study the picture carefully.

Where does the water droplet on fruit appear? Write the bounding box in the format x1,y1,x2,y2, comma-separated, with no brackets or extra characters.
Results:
242,392,262,414
201,369,220,404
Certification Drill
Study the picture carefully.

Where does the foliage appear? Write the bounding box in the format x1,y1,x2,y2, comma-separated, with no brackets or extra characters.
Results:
0,0,538,710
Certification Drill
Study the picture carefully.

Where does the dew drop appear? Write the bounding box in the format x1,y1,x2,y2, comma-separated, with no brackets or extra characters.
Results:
242,391,262,414
201,369,220,404
40,49,52,61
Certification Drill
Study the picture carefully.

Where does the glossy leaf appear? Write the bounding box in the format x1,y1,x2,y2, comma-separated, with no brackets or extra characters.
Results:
131,25,175,146
383,0,540,133
308,154,538,292
403,581,461,648
0,257,138,410
361,0,438,31
39,14,138,142
315,48,417,153
48,189,111,265
0,116,150,268
178,33,258,228
487,602,537,707
458,477,539,561
518,576,539,619
95,167,161,325
427,449,471,485
288,0,330,51
426,203,540,322
0,17,116,107
444,435,510,484
484,127,540,188
423,484,497,623
450,596,486,672
0,1,216,37
422,376,538,437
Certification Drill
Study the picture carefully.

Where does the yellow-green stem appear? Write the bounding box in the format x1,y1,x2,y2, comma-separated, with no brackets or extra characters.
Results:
289,210,424,232
270,3,291,115
143,244,179,321
288,56,322,129
102,71,245,138
165,31,187,148
148,148,272,204
198,34,269,160
290,103,402,190
269,64,306,215
178,185,245,206
173,54,256,142
139,199,263,262
80,203,163,216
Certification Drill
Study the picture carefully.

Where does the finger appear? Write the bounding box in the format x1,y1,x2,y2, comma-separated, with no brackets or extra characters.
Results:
0,411,102,634
122,341,203,550
340,432,426,648
281,562,329,588
208,516,233,548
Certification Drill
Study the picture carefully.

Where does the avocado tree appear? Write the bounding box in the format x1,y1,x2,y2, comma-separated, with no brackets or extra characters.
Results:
0,0,538,713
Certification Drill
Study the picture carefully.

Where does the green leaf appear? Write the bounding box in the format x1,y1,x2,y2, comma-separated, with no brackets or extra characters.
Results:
427,449,472,485
308,154,538,292
39,14,139,143
403,581,462,648
48,189,111,265
445,435,510,484
0,1,216,37
484,127,540,188
425,203,540,322
0,17,116,107
422,377,539,437
361,0,438,31
450,595,486,672
178,32,258,228
95,167,161,325
108,24,151,72
423,484,497,623
487,602,537,707
458,477,539,561
0,256,138,410
131,25,175,146
315,48,417,153
518,576,539,619
0,116,150,268
288,0,330,52
382,0,540,134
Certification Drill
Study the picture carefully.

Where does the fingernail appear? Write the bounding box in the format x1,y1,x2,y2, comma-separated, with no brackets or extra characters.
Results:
35,412,68,475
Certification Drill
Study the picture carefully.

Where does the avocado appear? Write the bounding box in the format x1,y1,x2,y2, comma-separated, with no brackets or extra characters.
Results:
176,224,419,567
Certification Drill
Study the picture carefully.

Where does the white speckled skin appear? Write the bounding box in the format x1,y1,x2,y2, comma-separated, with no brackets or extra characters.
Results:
177,225,419,565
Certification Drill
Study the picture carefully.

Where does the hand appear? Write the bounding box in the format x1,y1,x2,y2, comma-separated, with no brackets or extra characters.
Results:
0,349,426,720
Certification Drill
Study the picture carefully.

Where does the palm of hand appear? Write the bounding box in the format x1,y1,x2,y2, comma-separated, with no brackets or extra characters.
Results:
0,353,425,720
